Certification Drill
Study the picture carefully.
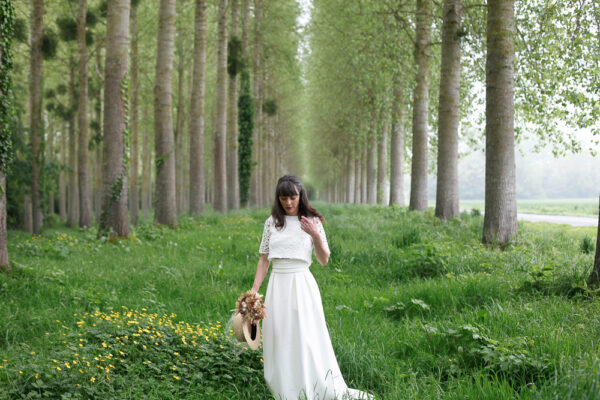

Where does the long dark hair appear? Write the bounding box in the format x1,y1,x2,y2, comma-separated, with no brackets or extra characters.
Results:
271,174,324,229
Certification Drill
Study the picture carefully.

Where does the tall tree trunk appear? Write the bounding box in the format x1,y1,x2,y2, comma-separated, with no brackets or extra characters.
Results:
409,0,431,211
377,116,389,205
59,126,67,220
435,0,462,220
587,196,600,286
227,0,240,210
154,0,177,226
354,152,361,203
129,2,139,225
250,0,262,207
367,131,377,205
175,33,186,216
390,73,405,206
99,0,131,237
0,173,7,270
141,102,151,218
47,121,55,214
93,46,103,221
347,154,355,203
29,0,44,233
482,0,517,244
189,0,207,215
78,0,92,228
213,0,229,212
361,145,367,203
23,192,32,233
68,63,79,227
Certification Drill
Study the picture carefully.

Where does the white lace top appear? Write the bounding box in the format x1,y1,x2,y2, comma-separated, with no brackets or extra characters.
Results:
259,215,329,265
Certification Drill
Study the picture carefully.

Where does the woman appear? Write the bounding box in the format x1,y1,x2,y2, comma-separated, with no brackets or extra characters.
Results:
249,174,373,400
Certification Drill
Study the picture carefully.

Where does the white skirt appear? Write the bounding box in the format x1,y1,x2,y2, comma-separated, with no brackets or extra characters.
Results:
262,259,373,400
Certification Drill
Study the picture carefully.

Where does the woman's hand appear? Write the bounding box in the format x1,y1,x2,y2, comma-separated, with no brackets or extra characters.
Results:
300,216,319,239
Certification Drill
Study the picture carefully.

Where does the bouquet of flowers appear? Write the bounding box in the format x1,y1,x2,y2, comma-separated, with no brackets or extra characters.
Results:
235,291,267,324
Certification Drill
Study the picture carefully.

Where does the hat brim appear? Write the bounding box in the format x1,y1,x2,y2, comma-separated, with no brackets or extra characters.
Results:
232,312,261,350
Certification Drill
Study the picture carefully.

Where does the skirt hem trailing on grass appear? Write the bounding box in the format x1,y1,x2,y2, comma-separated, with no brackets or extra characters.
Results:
263,259,373,400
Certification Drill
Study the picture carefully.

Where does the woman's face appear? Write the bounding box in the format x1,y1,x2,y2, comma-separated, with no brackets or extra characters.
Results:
279,188,300,216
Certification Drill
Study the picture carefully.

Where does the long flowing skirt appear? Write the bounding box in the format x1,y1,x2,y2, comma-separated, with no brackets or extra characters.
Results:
262,259,373,400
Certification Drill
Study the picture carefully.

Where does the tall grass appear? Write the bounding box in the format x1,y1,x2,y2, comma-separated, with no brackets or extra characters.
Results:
0,204,598,399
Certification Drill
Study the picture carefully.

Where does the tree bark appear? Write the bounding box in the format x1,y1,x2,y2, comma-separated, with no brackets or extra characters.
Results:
154,0,177,226
93,46,103,221
23,193,32,233
175,33,186,216
227,0,240,210
361,145,367,203
213,0,229,213
250,0,262,207
354,151,361,203
482,0,517,244
189,0,207,215
68,63,79,227
377,115,389,205
347,154,355,203
59,125,67,220
99,0,131,237
367,130,377,205
587,196,600,286
47,121,55,214
435,0,462,221
78,0,92,228
29,0,44,233
141,101,151,218
390,73,405,206
410,0,431,211
129,3,139,225
0,173,8,270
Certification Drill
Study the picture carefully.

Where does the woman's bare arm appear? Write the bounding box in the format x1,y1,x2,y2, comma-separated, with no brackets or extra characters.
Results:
250,253,270,293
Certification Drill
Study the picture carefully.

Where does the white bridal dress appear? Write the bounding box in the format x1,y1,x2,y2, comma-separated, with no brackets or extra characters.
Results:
260,215,373,400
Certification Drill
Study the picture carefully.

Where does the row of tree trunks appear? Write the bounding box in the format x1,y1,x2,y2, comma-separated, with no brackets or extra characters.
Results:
377,115,389,205
390,72,405,206
189,0,208,215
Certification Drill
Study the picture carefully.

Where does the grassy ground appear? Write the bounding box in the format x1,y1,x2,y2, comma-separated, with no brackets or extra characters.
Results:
1,204,599,399
458,198,599,217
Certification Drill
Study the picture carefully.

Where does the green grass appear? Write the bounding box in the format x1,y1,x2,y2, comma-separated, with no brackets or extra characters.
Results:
458,198,599,217
1,204,599,399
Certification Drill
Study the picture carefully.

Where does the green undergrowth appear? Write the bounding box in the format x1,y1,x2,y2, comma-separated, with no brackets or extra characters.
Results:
1,203,599,399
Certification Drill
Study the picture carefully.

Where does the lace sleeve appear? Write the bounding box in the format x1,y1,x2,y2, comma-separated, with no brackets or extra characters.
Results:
313,218,330,254
259,217,272,254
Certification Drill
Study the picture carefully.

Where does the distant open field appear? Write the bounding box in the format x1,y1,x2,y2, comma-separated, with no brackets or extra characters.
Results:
457,198,599,218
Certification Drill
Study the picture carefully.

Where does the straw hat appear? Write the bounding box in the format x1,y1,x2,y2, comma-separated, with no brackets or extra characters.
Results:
232,312,261,350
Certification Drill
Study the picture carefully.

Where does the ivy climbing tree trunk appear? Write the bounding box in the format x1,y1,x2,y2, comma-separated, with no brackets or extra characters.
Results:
213,0,229,213
227,0,240,211
389,73,405,206
154,0,177,226
409,0,431,211
99,0,130,238
129,1,139,225
189,0,207,215
482,0,517,245
29,0,44,233
0,0,15,270
435,0,462,221
78,0,92,228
